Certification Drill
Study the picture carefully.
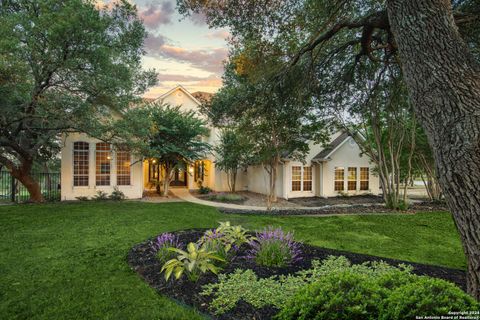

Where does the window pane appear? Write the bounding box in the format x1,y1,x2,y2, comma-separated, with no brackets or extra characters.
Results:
348,167,357,191
303,181,312,191
96,143,111,186
116,151,131,186
303,166,312,181
334,167,344,191
292,166,301,181
73,142,89,186
292,181,301,191
360,167,369,190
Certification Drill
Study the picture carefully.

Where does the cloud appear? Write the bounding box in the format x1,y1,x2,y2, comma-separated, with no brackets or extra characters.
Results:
144,74,222,99
205,30,231,40
144,33,168,52
151,45,228,74
138,1,175,29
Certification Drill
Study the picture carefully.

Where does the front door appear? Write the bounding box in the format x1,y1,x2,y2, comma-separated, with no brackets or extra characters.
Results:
170,168,187,187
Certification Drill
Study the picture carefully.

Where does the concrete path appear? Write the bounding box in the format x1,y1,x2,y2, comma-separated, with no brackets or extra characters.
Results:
169,188,390,213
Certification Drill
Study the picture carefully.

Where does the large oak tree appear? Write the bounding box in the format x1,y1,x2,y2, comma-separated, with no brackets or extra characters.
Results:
0,0,156,202
177,0,480,299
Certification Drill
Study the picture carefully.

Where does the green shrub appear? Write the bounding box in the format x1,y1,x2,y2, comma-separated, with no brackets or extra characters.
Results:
276,262,478,320
93,190,109,200
207,193,244,202
201,256,402,315
109,187,125,200
276,271,384,320
198,186,212,194
380,277,480,319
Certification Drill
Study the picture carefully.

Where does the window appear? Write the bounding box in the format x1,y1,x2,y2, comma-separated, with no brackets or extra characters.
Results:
73,142,89,186
96,143,111,186
303,166,312,191
291,166,302,191
292,166,313,192
334,167,344,191
348,167,357,191
360,167,369,190
116,151,131,186
194,161,206,182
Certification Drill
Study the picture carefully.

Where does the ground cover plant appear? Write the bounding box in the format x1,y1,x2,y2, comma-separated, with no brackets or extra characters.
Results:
130,225,471,319
0,202,468,319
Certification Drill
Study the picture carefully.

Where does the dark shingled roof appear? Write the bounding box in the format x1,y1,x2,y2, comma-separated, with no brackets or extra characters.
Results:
312,131,350,161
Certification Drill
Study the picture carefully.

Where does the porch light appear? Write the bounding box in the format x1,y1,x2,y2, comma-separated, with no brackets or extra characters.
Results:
152,159,156,164
189,166,194,173
107,155,112,160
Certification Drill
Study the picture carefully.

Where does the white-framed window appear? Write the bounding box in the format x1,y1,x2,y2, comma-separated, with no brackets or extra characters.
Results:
96,143,111,186
73,142,89,187
116,151,131,186
292,166,313,192
348,167,357,191
292,166,302,191
360,167,369,190
334,167,345,191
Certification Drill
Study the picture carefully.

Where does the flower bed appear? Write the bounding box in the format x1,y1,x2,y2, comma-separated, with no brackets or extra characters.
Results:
127,225,469,320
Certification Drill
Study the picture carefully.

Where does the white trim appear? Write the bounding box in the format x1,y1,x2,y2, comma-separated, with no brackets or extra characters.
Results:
154,85,202,106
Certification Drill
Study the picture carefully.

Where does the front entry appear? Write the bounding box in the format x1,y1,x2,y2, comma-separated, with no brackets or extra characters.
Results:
170,168,187,187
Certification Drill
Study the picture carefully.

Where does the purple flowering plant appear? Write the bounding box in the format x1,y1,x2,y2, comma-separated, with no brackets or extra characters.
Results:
246,227,302,267
154,232,183,263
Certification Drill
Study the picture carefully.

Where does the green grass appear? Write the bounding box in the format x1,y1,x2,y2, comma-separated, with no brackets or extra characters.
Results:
0,202,465,319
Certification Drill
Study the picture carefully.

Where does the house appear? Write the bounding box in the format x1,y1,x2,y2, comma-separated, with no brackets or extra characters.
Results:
60,85,380,201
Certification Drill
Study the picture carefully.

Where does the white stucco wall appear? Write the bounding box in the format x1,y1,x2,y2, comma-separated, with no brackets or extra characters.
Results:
320,136,380,197
245,164,284,198
60,132,144,200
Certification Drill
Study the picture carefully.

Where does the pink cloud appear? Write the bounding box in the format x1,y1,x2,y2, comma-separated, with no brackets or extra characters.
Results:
138,1,175,29
144,33,167,52
145,44,228,74
206,30,231,40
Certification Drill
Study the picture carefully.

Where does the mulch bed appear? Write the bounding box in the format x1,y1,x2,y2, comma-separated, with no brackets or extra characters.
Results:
218,201,448,216
127,229,465,320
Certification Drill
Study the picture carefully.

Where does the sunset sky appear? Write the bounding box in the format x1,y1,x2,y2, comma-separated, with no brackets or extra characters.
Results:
99,0,229,98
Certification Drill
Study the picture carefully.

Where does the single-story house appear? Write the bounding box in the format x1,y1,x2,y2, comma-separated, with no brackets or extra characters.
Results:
60,85,380,201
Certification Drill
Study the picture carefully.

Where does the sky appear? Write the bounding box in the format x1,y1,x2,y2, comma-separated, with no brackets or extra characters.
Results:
98,0,229,98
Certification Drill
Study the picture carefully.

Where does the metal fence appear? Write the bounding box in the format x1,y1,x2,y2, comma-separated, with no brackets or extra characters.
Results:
0,170,61,203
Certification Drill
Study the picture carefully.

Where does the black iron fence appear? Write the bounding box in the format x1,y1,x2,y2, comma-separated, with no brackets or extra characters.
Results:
0,170,61,203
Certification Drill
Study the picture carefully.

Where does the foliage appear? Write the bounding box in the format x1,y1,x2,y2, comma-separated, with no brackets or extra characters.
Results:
198,186,212,194
108,187,125,201
214,128,253,192
116,104,210,196
201,256,412,315
93,191,109,201
154,233,183,264
198,221,253,261
161,242,224,282
0,0,156,202
380,277,480,319
277,271,479,320
75,196,89,201
247,227,301,267
206,193,245,202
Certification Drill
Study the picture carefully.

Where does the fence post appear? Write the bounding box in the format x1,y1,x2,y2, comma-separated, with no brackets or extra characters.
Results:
10,174,16,203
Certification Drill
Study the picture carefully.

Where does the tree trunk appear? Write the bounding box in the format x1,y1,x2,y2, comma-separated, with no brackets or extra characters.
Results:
388,0,480,300
9,160,44,203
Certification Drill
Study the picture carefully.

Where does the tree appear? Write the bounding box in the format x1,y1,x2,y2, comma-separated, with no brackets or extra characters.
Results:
214,128,252,192
177,0,480,299
0,0,156,202
118,104,211,197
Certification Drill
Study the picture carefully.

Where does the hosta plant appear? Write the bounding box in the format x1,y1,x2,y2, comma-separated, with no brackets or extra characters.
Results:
216,221,254,247
154,232,182,263
161,242,225,282
246,227,302,267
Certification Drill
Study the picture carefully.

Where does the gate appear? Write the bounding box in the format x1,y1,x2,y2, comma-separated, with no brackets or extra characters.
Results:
0,170,61,203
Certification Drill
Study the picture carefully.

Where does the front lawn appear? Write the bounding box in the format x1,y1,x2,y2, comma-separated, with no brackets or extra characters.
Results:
0,202,465,319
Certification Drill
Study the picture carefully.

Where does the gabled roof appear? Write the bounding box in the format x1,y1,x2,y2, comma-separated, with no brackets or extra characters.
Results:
154,84,202,106
312,132,350,161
